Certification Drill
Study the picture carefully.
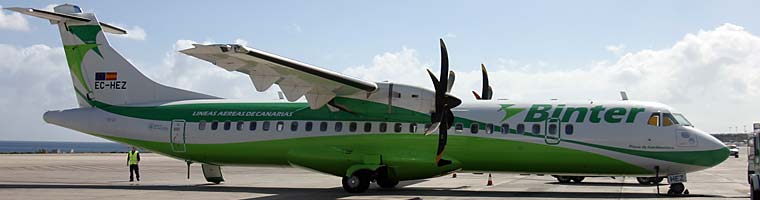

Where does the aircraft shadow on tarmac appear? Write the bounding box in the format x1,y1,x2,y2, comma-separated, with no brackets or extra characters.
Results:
0,182,731,200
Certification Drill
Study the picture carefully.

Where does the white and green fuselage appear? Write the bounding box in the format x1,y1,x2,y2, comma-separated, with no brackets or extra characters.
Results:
17,4,728,185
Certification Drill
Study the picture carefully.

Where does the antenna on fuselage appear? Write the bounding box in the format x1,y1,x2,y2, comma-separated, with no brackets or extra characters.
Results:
620,91,629,101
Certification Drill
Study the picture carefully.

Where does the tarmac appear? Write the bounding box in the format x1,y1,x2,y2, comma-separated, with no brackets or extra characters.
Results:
0,148,749,200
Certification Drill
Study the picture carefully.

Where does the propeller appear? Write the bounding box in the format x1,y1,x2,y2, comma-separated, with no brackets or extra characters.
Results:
426,39,461,167
472,64,493,100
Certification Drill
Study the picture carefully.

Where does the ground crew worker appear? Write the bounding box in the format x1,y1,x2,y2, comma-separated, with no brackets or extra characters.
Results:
127,147,140,182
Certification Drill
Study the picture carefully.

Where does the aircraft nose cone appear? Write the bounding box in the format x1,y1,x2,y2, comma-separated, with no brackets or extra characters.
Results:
696,128,730,167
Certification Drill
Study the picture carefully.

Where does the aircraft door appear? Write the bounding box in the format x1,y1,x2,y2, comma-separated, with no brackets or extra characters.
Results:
544,117,561,145
170,119,187,152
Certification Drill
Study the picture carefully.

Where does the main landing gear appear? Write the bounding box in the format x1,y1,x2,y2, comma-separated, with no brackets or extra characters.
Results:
635,177,664,185
553,175,585,183
342,168,400,193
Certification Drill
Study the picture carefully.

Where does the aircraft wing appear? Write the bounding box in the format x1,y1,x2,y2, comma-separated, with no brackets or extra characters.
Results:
180,44,378,109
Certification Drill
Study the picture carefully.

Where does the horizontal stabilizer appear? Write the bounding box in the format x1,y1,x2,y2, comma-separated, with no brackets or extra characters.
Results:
4,7,126,34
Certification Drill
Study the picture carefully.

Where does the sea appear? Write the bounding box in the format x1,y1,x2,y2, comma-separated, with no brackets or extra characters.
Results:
0,141,131,153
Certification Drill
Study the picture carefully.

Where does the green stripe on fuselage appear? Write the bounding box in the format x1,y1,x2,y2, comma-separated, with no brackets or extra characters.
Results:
94,133,653,177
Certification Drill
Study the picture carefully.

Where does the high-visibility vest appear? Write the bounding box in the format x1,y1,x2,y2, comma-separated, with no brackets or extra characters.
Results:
128,151,139,165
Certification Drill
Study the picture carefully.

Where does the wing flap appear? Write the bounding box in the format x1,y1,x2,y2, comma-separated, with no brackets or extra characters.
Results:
181,44,377,109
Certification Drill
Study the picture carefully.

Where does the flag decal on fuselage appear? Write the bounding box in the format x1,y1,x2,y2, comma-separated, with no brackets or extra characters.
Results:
94,72,126,90
95,72,118,80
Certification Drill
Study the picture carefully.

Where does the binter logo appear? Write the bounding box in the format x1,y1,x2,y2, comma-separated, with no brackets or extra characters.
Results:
94,72,127,90
523,104,645,124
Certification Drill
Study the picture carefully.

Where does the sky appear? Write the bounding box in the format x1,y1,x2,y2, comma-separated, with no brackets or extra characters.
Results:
1,1,759,142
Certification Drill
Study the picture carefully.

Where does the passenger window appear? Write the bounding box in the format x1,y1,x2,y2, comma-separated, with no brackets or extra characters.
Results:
320,122,328,132
409,124,417,133
364,123,372,132
517,124,525,134
470,123,479,134
380,123,388,133
548,124,557,135
211,120,219,130
236,121,244,131
394,123,403,133
455,123,463,133
249,121,257,131
565,124,574,135
199,120,206,130
647,113,660,126
276,121,284,132
532,124,540,134
501,124,510,134
335,122,343,132
305,122,313,132
223,121,231,131
349,122,357,132
262,121,270,131
486,123,494,134
290,121,298,131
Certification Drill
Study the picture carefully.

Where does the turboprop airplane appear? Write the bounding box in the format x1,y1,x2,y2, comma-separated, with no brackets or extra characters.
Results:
9,4,729,195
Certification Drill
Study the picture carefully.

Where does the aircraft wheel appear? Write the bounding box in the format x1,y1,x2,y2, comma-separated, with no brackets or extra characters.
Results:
376,178,399,188
636,177,654,185
570,176,585,183
653,177,664,184
667,183,685,195
554,175,571,183
342,170,371,193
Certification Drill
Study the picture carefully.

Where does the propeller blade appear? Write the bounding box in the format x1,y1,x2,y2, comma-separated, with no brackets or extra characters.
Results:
435,126,447,164
480,64,493,100
472,91,482,100
424,122,440,135
438,39,449,97
446,70,455,93
426,68,440,91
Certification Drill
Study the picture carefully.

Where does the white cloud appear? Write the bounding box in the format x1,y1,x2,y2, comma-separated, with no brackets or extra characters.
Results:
0,44,100,141
42,4,58,11
142,39,280,100
234,38,249,46
0,23,757,142
112,25,147,40
344,23,760,133
0,5,30,31
605,44,625,55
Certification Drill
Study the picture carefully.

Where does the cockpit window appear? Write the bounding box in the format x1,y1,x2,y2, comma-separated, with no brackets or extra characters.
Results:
662,113,677,127
673,113,693,127
647,113,660,126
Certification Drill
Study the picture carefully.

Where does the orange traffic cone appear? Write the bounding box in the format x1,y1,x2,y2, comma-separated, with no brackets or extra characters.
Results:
452,173,457,178
486,173,493,186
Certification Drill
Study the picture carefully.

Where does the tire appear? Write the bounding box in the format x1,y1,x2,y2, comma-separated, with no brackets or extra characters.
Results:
376,178,399,188
668,183,685,195
736,155,740,158
342,171,371,193
554,176,571,183
636,177,652,185
654,177,664,184
570,176,585,183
